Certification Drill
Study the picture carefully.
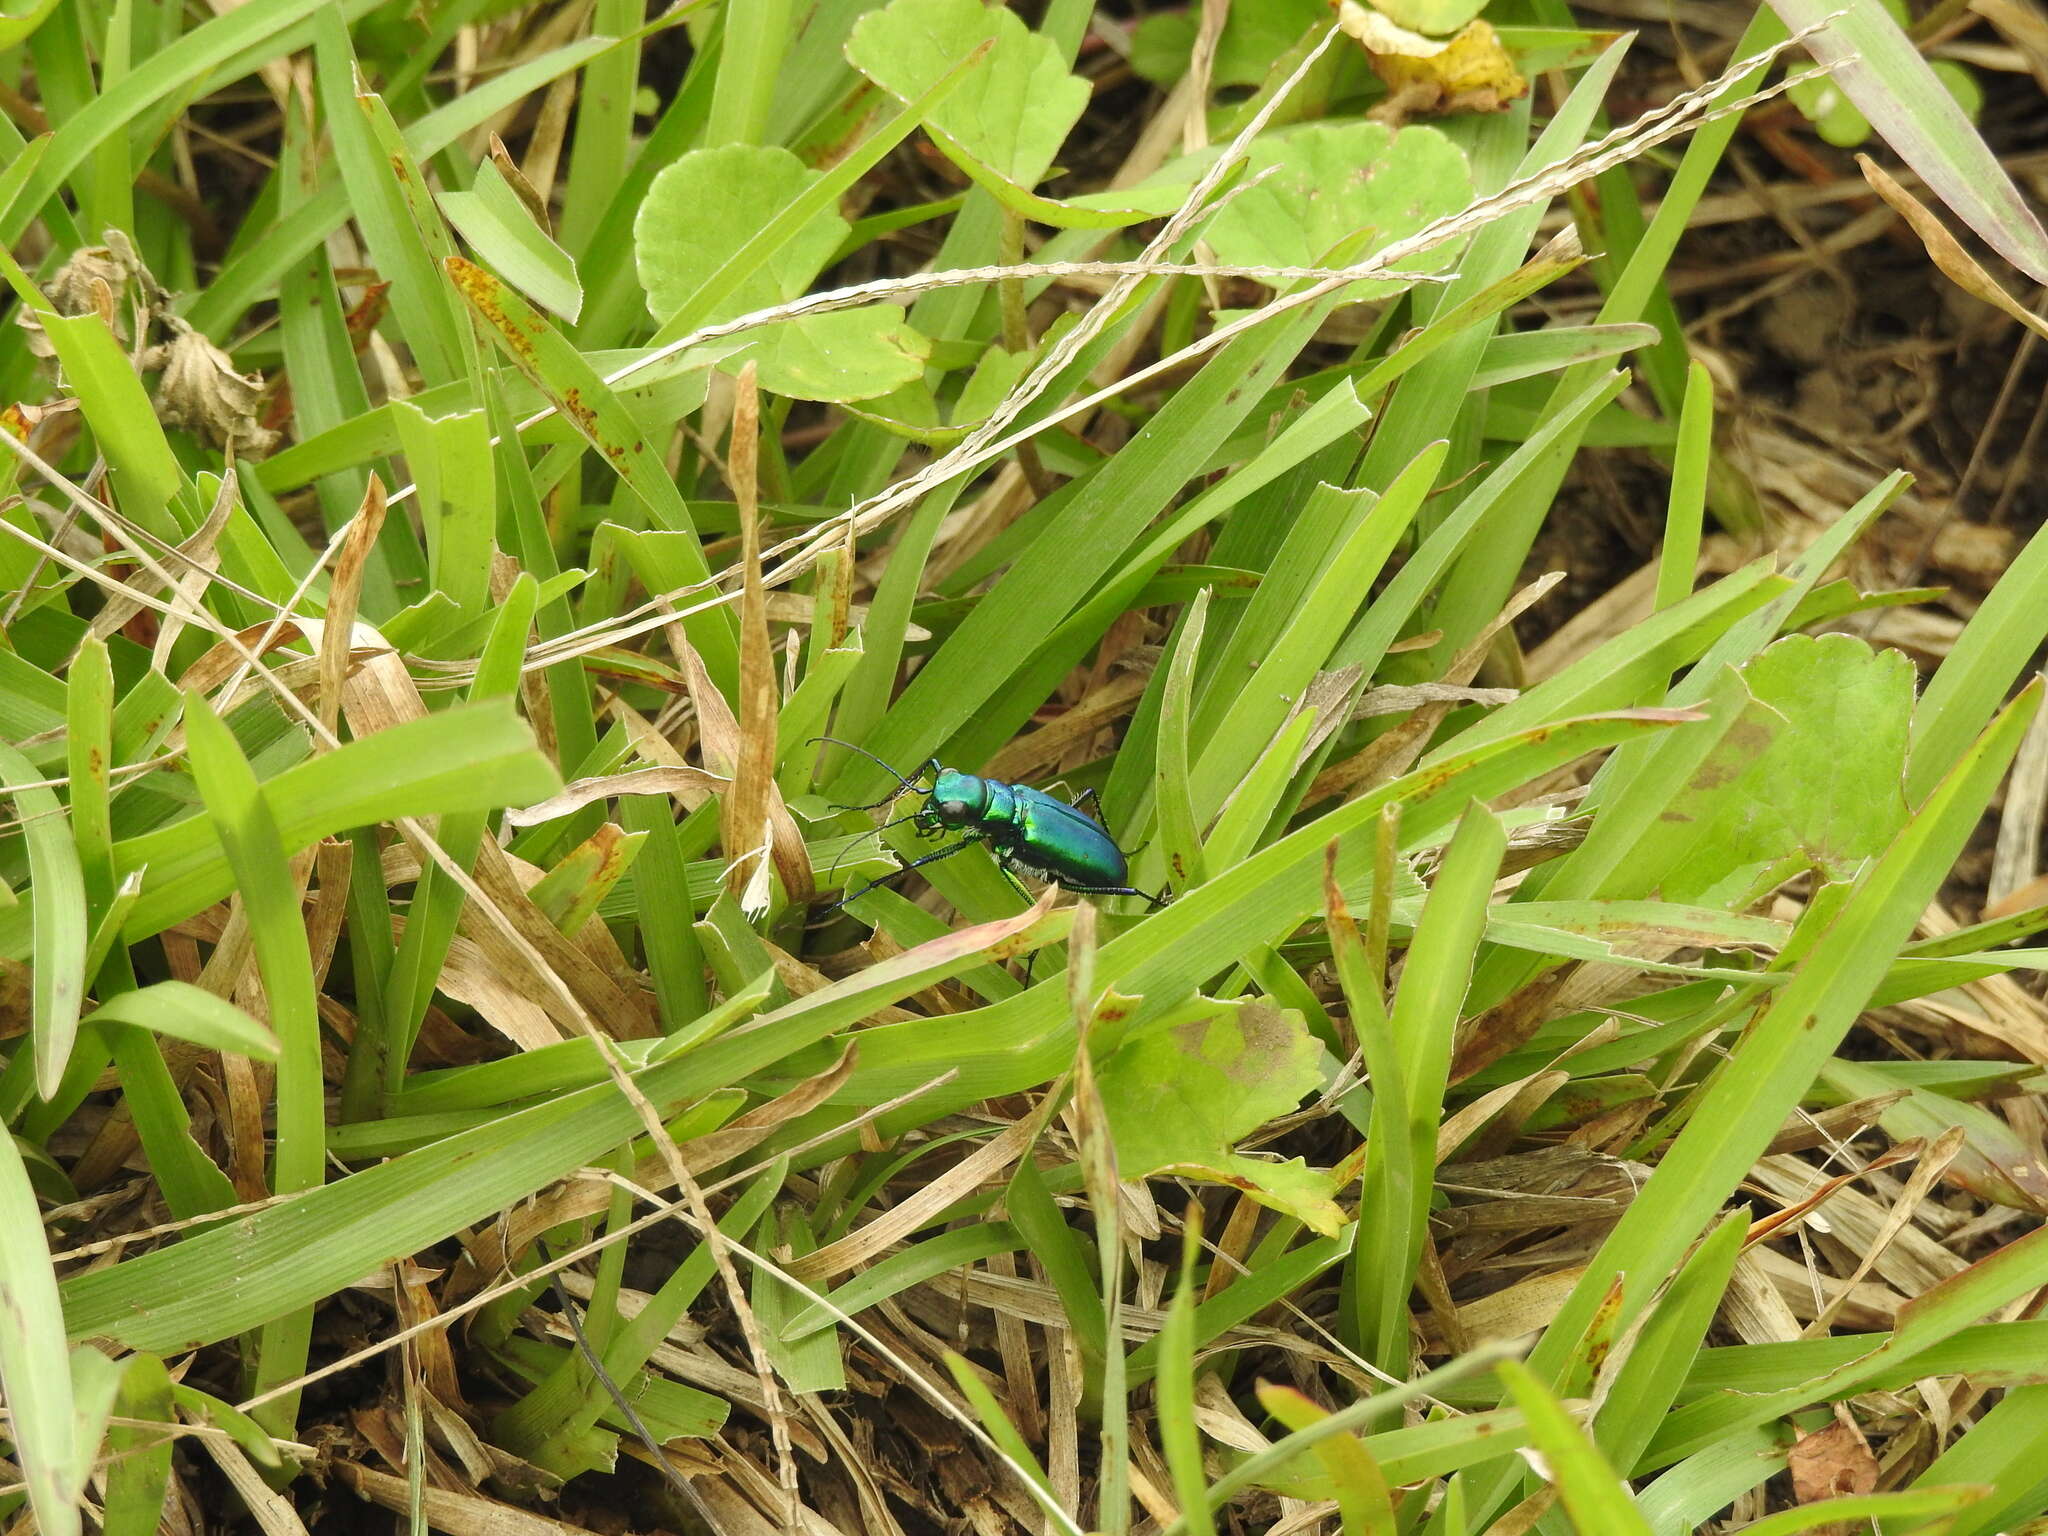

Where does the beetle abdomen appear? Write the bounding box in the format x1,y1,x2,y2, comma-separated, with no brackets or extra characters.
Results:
1013,789,1129,888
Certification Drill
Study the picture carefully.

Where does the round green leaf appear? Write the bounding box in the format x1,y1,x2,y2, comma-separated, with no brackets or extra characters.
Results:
634,144,849,326
1365,0,1491,37
1130,122,1475,302
846,0,1089,191
1661,633,1914,905
741,309,932,405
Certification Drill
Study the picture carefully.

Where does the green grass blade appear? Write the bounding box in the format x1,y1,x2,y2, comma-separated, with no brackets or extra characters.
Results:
1495,1359,1652,1535
30,309,186,537
1909,515,2048,802
1157,1347,1514,1536
373,576,535,1103
184,32,613,338
819,710,1698,1121
1154,588,1210,894
61,901,1051,1350
555,0,643,257
315,9,468,387
180,688,325,1431
448,256,739,693
842,299,1339,804
1188,440,1443,828
1593,1210,1744,1476
1364,806,1505,1373
1772,0,2048,280
102,1353,175,1536
1654,360,1712,614
704,0,792,148
1740,1485,1990,1536
1156,1210,1215,1536
0,741,85,1099
1255,1383,1398,1536
0,1128,82,1536
83,981,278,1059
942,1348,1076,1535
0,697,560,955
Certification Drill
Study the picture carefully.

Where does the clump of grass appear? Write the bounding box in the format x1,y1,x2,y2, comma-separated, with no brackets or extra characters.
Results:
3,2,2048,1533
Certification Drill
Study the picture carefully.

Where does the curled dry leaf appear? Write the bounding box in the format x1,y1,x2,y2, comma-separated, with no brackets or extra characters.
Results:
15,230,158,355
1332,2,1527,122
144,317,281,456
1787,1418,1879,1506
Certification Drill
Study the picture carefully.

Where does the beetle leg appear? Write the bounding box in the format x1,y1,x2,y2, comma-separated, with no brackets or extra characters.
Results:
988,853,1044,988
825,807,933,886
1061,882,1173,908
892,835,989,878
991,855,1035,905
823,833,987,913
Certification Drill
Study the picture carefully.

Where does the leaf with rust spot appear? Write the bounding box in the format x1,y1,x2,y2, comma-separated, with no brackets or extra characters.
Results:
1095,995,1345,1235
1656,634,1913,906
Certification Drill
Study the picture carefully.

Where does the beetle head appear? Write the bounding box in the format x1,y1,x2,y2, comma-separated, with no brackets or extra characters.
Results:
926,768,988,827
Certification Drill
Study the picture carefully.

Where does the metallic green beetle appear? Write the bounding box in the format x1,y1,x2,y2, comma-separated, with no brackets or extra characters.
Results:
817,738,1169,911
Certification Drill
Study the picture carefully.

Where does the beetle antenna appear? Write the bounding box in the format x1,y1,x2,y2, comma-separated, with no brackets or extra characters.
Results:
813,735,930,810
812,735,924,791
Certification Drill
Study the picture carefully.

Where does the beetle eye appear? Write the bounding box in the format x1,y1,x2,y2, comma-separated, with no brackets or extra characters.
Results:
936,799,969,820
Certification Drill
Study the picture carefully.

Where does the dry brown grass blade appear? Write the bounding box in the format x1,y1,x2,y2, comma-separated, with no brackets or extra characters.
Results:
1860,153,2048,342
86,469,237,658
411,926,560,1049
1763,1093,1911,1157
393,1258,466,1413
462,841,651,1037
1431,1265,1584,1350
335,1461,596,1535
1436,1068,1572,1164
500,765,725,828
1311,571,1566,804
317,474,385,740
1990,694,2048,909
788,1113,1039,1284
304,839,354,993
0,432,247,646
192,1408,311,1536
1910,903,2048,1063
1743,1138,1930,1246
670,615,812,915
725,361,782,912
982,1247,1043,1449
468,1046,863,1272
982,673,1152,783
